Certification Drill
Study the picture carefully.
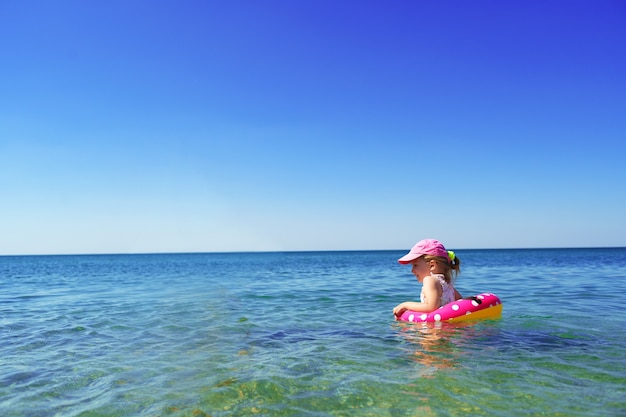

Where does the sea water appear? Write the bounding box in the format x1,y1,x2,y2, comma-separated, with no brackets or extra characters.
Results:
1,248,625,416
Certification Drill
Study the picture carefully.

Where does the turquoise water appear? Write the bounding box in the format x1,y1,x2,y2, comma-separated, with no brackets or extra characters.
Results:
1,248,625,416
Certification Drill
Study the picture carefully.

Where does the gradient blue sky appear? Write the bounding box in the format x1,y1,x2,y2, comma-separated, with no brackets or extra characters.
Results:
1,1,625,255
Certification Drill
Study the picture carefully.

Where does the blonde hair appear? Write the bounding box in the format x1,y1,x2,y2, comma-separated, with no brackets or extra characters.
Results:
423,254,461,284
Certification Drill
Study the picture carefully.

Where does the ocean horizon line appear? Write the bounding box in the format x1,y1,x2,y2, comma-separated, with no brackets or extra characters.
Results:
1,245,625,258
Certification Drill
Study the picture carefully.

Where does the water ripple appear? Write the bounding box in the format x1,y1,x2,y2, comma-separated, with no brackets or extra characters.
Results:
1,250,625,416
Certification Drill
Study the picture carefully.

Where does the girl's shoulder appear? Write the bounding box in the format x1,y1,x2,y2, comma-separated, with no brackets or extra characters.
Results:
429,273,447,283
430,273,453,289
423,274,445,287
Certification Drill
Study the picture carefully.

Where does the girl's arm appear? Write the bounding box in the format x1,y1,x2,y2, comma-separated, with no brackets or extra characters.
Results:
453,287,462,300
393,276,441,317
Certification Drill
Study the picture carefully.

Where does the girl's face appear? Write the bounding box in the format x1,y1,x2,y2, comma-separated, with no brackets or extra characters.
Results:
410,256,432,282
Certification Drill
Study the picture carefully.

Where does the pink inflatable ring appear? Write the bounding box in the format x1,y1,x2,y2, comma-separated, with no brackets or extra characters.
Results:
397,293,503,323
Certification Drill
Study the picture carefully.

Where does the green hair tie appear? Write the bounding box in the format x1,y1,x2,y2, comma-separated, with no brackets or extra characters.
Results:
448,251,456,262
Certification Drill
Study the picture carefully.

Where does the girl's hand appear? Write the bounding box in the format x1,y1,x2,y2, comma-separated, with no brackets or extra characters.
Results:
393,303,408,318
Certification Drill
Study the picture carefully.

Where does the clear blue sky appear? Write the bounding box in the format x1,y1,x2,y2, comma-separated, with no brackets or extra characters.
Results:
1,1,625,255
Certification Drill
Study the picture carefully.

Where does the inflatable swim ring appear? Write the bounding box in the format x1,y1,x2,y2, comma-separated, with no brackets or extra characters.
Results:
397,293,502,323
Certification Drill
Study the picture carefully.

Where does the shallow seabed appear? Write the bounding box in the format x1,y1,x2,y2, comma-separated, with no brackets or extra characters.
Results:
1,249,625,416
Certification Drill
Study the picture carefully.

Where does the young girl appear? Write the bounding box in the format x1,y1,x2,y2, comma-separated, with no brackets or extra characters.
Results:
393,239,462,318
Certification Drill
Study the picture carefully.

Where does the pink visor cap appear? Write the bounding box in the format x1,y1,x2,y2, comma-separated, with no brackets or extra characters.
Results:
398,239,449,264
